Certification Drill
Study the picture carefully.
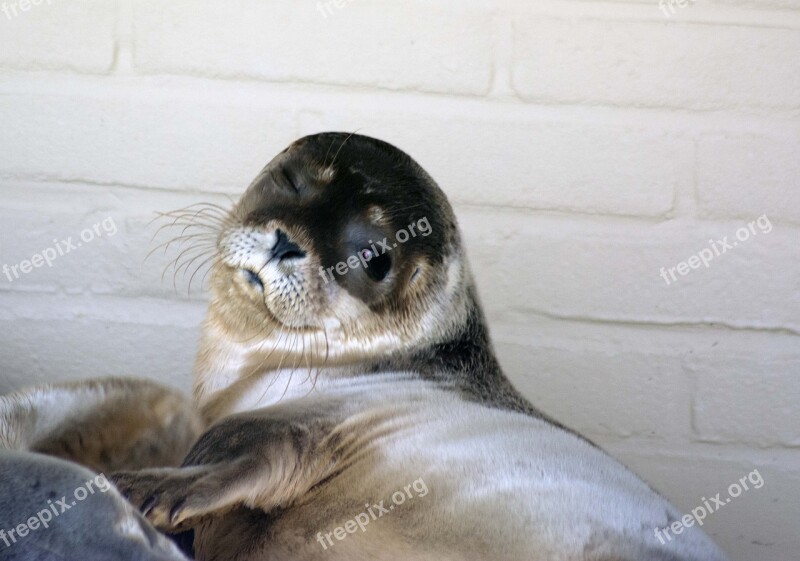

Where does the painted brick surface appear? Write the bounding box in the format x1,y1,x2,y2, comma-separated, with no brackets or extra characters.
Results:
0,2,798,559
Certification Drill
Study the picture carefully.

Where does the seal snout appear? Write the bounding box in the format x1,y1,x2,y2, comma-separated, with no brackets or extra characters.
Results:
228,226,309,296
272,228,306,262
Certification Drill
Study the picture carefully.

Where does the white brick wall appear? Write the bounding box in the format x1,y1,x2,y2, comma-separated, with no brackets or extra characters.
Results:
0,1,798,559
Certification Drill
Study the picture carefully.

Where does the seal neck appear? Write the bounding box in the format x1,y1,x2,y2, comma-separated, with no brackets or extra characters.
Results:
371,287,539,417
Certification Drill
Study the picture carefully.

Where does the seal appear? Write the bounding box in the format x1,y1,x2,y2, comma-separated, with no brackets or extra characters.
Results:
113,133,730,561
0,377,201,560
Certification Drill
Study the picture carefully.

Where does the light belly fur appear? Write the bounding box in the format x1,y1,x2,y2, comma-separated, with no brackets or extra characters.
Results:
195,377,727,561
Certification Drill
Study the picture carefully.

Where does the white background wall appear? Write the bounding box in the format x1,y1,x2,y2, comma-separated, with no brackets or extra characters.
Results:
0,1,798,559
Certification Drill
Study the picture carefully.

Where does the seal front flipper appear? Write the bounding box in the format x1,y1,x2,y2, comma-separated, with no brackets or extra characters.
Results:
112,461,254,530
112,399,344,531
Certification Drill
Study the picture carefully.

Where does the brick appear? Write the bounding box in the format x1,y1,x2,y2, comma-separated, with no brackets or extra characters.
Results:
132,0,493,95
692,356,800,447
697,131,800,224
489,317,800,443
0,292,202,393
457,208,800,332
512,17,800,110
0,183,231,300
300,110,684,217
0,91,296,191
0,0,114,72
1,87,687,217
496,341,691,440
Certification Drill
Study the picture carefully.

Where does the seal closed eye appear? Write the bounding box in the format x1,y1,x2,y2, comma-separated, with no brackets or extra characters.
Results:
112,132,731,561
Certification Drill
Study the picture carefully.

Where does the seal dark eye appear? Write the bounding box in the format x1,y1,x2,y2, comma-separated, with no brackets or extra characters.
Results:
362,248,391,282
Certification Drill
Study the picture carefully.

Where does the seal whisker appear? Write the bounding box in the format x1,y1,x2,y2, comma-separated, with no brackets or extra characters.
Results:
254,328,296,404
162,245,217,289
155,207,229,225
277,328,305,403
151,206,229,238
187,253,221,294
239,297,301,379
156,201,231,216
174,247,217,293
154,202,233,225
147,232,217,262
161,241,216,282
296,327,315,389
300,329,325,399
240,328,284,374
175,217,226,238
149,204,235,256
146,204,209,228
308,332,324,394
171,238,216,267
200,259,220,291
152,223,219,246
229,320,279,346
328,129,361,171
173,216,232,240
322,134,337,168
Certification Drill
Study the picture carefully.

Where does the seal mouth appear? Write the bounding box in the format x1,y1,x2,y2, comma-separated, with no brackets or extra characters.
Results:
242,268,264,292
239,267,314,330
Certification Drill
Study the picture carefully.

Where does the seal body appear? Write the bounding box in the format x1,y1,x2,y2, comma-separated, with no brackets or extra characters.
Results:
0,378,201,560
113,133,730,561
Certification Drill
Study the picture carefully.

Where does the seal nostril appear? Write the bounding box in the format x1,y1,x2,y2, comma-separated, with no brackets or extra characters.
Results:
243,269,264,292
272,229,306,261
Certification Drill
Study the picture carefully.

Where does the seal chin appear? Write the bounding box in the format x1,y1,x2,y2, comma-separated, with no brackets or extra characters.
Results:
263,307,309,330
